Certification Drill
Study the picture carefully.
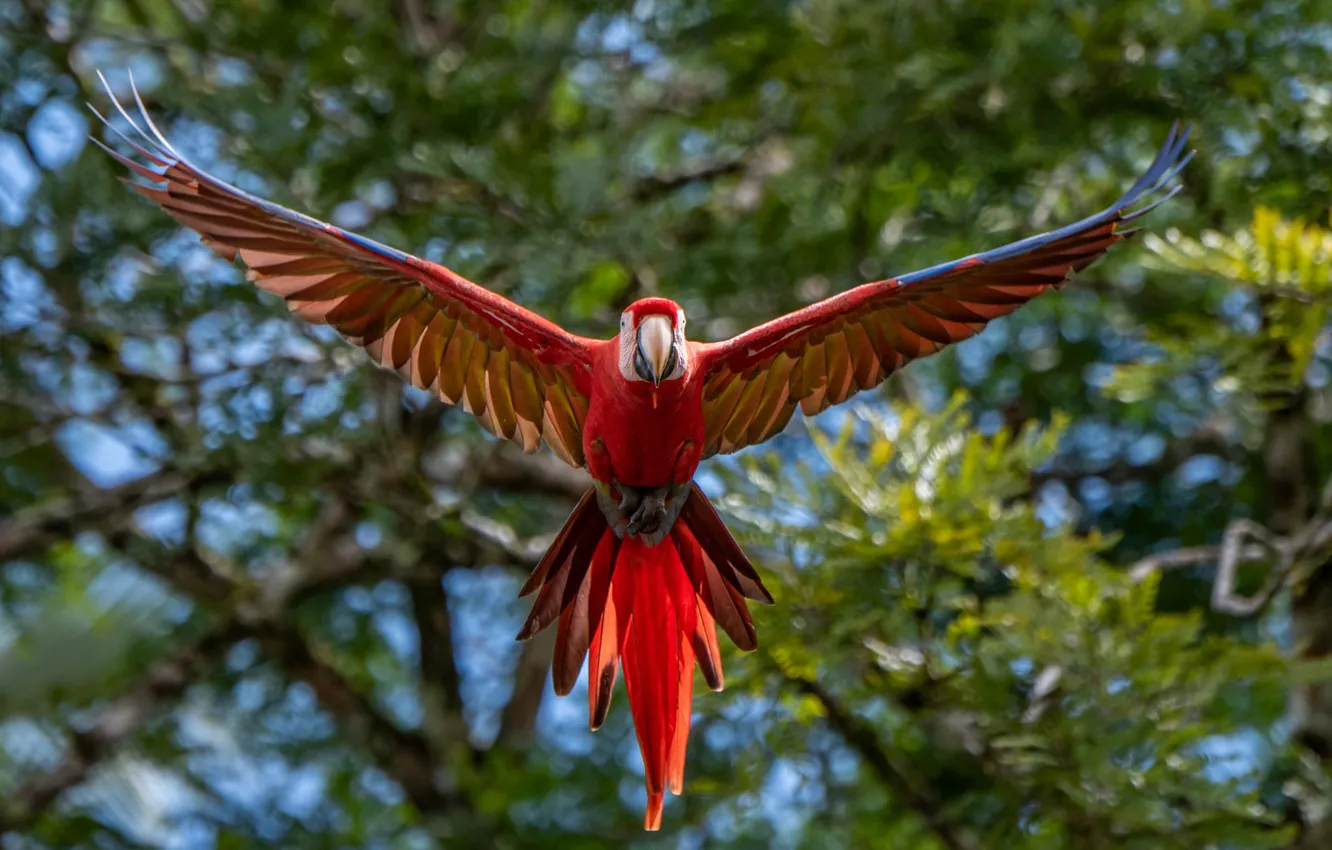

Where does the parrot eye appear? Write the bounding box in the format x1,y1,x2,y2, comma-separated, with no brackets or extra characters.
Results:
633,345,653,382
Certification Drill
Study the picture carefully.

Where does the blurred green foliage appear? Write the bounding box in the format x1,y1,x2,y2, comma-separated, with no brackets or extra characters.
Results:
3,0,1332,847
1124,207,1332,397
724,400,1291,848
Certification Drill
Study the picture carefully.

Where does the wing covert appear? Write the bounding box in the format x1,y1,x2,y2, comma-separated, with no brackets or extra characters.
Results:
91,72,592,467
695,123,1194,458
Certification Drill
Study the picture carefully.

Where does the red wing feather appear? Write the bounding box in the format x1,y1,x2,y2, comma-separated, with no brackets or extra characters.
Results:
695,123,1193,456
91,70,593,466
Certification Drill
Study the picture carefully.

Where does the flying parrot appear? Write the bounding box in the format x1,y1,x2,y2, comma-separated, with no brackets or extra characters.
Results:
91,72,1191,830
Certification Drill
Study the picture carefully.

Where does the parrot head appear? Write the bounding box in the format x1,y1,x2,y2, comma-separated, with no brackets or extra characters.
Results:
619,298,688,387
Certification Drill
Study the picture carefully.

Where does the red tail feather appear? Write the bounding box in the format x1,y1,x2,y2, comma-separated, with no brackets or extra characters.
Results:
518,485,773,830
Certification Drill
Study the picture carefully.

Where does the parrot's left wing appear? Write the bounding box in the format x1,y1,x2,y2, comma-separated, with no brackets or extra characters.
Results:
91,73,593,467
693,123,1192,458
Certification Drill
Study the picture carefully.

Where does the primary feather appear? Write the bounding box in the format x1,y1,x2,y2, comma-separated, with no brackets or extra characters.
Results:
90,70,593,464
695,123,1193,457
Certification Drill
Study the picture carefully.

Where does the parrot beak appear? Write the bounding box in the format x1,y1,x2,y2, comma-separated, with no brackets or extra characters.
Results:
635,315,676,388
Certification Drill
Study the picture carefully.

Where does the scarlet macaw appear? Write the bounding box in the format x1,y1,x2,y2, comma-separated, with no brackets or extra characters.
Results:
91,72,1191,830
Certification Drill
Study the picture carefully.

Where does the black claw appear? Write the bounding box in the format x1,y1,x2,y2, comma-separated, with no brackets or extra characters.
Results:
618,485,642,516
626,488,667,536
615,482,689,542
626,501,647,535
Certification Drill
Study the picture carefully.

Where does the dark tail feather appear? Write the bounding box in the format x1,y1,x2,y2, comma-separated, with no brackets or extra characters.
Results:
672,520,756,651
588,564,622,730
516,488,605,640
553,531,618,695
516,483,770,830
670,483,773,654
518,489,594,598
678,483,774,604
691,597,724,691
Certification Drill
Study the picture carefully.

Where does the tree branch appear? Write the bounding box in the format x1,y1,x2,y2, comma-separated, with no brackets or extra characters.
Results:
1210,519,1293,617
103,527,479,817
496,629,554,749
0,469,221,564
1126,543,1267,583
2,415,563,826
794,676,978,850
1128,508,1332,618
629,159,748,202
409,574,468,758
425,441,590,501
0,619,244,834
251,620,469,814
1030,426,1232,491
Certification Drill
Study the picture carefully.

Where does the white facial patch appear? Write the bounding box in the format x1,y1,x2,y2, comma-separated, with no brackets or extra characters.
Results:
619,311,688,382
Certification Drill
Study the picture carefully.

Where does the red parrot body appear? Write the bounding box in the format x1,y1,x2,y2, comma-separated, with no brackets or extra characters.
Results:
583,328,705,488
93,72,1192,830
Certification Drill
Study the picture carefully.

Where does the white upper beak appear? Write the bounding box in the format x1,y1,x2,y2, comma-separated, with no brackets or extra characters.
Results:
637,315,674,385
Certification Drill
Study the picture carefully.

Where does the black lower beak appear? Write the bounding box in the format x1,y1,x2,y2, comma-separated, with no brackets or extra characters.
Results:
635,339,679,387
634,342,655,384
660,344,677,385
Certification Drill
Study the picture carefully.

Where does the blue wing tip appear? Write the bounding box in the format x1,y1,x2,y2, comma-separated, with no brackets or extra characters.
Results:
339,229,412,264
893,120,1195,285
1118,119,1194,217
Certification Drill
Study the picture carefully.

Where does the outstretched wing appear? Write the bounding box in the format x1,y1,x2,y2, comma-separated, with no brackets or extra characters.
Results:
91,72,593,467
694,123,1193,458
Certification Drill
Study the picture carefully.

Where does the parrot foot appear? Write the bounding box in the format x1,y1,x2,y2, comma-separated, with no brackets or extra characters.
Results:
621,481,691,547
626,488,668,537
618,487,642,518
596,480,690,546
594,481,631,539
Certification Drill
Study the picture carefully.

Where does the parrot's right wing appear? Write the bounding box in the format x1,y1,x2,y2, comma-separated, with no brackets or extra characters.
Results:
693,123,1193,458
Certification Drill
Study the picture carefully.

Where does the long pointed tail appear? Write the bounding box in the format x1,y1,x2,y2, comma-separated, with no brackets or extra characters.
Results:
517,483,773,830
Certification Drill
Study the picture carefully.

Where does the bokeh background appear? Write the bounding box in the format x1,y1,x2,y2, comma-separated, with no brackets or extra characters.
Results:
4,0,1332,847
